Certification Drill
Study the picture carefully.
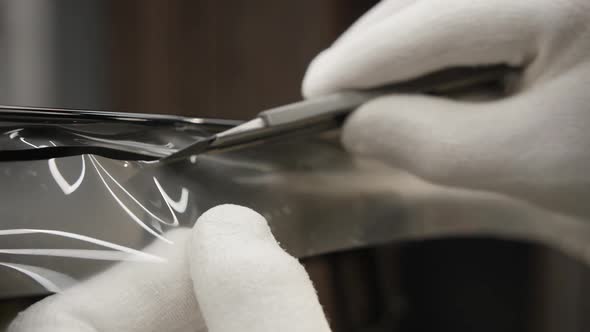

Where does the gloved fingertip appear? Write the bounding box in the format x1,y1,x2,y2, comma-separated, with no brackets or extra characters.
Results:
189,204,332,332
192,204,274,245
301,50,336,98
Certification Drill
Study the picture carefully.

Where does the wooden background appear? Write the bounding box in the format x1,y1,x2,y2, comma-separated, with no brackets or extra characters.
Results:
108,0,377,119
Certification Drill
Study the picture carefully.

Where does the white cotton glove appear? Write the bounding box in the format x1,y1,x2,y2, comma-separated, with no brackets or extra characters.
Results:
8,205,331,332
303,0,590,218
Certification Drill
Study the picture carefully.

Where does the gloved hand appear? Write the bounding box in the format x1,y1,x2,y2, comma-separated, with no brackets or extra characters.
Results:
303,0,590,218
9,205,331,332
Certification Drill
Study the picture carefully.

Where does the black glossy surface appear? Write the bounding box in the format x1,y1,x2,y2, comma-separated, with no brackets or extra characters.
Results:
0,105,240,160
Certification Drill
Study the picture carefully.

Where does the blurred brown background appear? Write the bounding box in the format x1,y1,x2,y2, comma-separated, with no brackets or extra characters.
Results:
1,1,590,331
109,1,377,119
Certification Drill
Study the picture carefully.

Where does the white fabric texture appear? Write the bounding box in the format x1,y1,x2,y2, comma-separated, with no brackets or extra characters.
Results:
303,0,590,218
9,205,331,332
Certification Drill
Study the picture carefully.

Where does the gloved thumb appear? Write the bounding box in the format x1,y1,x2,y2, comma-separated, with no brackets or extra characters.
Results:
189,204,332,332
342,93,532,194
342,64,590,218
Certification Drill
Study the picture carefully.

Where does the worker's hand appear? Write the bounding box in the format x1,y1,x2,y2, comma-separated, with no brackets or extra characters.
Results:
9,205,331,332
303,0,590,218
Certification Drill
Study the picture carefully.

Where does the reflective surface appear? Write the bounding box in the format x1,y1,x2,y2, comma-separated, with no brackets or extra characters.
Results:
0,105,239,160
1,122,590,299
